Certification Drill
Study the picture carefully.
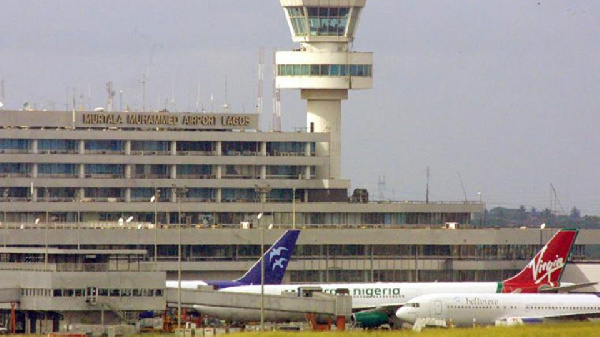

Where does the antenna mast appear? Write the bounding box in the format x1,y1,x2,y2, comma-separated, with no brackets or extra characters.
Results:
458,171,468,202
106,81,115,112
272,49,281,132
195,81,201,112
426,167,430,203
141,74,146,112
0,79,5,109
256,47,265,130
377,175,386,201
550,183,565,215
170,77,176,112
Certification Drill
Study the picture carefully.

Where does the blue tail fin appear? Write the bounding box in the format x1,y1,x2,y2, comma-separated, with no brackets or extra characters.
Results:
235,229,300,285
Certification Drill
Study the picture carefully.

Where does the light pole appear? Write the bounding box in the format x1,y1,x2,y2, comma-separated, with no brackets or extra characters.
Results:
151,188,160,262
173,185,188,329
292,187,296,230
540,223,546,245
477,192,482,228
254,184,271,331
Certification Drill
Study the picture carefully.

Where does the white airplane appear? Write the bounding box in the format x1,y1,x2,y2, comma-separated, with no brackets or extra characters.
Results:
217,229,590,328
396,292,600,328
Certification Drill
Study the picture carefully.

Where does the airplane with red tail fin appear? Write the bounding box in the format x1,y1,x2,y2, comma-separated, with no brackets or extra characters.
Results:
501,228,579,293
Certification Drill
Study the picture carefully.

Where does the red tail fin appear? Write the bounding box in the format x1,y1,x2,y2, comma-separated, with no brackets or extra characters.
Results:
501,229,578,293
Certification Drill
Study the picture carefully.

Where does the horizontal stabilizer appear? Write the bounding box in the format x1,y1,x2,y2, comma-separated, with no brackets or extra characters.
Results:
539,282,598,293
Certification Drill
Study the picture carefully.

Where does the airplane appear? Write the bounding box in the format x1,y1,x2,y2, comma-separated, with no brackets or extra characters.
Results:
166,229,300,290
219,229,588,328
396,292,600,328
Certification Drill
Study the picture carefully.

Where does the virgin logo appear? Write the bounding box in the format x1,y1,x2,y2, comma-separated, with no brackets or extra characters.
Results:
528,245,565,285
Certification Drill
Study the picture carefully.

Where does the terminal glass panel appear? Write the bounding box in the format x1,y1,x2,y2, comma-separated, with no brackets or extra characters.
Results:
38,139,77,153
188,188,214,202
38,164,77,178
267,141,305,156
131,141,169,154
84,188,124,201
177,165,212,179
266,165,303,179
176,141,213,154
221,188,255,203
224,165,258,179
85,164,125,178
278,64,372,78
0,163,31,177
306,6,349,36
85,140,124,153
287,6,307,36
222,141,259,156
0,139,30,153
134,164,171,179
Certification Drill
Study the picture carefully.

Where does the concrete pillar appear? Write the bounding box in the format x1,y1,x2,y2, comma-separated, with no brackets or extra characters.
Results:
260,141,267,156
304,142,311,179
32,139,38,154
125,188,131,202
171,141,177,156
32,163,38,178
215,142,223,203
260,141,267,179
216,188,222,203
302,89,347,180
79,140,85,154
216,141,222,156
125,140,131,155
25,313,31,334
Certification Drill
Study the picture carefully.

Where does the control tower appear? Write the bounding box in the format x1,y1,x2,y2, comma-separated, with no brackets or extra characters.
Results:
276,0,373,180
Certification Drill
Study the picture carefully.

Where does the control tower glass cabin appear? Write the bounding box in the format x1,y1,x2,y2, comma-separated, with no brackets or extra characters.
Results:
276,0,373,180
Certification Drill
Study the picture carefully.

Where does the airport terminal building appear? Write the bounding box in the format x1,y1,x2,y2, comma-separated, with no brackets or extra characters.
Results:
0,0,599,332
0,110,596,286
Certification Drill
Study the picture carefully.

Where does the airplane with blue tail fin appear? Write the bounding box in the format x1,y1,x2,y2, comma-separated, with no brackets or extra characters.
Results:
166,229,300,290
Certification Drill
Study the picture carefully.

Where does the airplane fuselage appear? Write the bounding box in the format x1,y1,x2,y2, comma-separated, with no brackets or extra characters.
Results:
396,293,600,327
222,282,500,310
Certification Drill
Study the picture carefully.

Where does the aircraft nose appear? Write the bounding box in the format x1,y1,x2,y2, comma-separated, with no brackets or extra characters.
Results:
396,308,416,324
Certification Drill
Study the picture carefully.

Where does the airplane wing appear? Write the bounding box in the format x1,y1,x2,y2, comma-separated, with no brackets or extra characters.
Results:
353,302,406,313
539,282,598,293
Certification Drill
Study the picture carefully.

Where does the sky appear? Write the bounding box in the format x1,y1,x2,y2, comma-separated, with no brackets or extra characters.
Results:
1,1,599,214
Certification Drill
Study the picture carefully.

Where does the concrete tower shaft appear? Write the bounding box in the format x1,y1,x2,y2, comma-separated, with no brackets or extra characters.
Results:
277,0,373,179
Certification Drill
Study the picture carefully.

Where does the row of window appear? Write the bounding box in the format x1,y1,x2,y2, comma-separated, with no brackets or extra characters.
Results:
0,140,315,156
0,187,309,204
447,304,600,311
525,305,600,311
21,288,163,298
290,269,520,283
278,64,372,77
0,164,314,180
287,6,357,37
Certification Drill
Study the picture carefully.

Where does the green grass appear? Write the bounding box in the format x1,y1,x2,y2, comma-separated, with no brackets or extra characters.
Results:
225,321,600,337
